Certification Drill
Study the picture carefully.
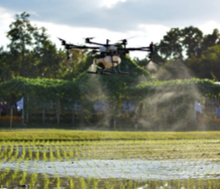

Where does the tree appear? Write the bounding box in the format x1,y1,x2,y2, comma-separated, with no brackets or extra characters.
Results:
201,29,220,52
61,49,89,80
0,47,12,82
7,12,36,77
181,26,203,58
159,28,183,60
185,44,220,80
32,28,66,79
6,12,71,79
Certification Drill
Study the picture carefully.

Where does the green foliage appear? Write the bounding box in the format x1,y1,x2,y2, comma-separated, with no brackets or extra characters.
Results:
0,48,12,82
134,27,220,81
7,12,39,77
201,28,220,51
0,76,219,107
1,12,86,82
186,44,220,80
157,27,220,61
122,78,220,98
159,28,183,60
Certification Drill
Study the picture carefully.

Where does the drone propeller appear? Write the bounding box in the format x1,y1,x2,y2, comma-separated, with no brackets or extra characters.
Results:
118,39,127,45
84,37,95,43
118,39,129,57
58,37,66,46
118,36,134,43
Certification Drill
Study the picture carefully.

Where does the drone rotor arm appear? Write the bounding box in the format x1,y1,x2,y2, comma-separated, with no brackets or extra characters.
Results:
120,47,150,51
85,41,106,46
65,45,100,50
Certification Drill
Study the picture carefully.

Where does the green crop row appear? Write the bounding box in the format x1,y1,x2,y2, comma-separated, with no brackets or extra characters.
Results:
0,130,220,141
1,139,220,188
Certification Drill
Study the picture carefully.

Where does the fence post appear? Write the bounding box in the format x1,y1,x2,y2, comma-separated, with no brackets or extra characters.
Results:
72,104,75,124
10,108,13,131
22,98,24,125
57,100,60,124
114,97,117,130
42,103,45,124
26,94,29,123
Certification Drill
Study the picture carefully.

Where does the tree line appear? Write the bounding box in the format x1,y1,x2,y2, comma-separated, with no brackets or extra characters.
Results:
135,26,220,81
0,12,89,83
1,12,220,82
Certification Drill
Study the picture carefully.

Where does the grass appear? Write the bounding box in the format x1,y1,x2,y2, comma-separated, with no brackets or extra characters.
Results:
0,129,220,141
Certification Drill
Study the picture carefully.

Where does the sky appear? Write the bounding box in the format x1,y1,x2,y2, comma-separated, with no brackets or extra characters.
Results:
1,0,220,59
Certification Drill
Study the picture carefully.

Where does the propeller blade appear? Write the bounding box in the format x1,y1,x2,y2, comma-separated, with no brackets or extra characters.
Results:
83,37,95,39
118,39,127,45
58,37,66,45
84,37,96,43
118,36,134,43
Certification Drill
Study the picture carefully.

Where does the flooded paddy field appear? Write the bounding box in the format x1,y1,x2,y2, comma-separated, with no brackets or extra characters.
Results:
1,139,220,188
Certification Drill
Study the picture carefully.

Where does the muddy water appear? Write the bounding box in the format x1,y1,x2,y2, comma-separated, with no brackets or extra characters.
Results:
1,159,220,180
1,142,220,188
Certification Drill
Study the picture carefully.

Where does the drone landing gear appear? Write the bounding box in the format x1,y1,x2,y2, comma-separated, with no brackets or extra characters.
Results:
87,71,111,75
109,57,129,75
104,70,129,75
87,63,111,75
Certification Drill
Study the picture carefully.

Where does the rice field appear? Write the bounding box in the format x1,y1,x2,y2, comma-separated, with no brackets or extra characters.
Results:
1,139,220,188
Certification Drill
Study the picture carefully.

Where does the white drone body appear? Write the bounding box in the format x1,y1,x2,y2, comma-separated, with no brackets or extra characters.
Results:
94,46,121,69
95,56,121,69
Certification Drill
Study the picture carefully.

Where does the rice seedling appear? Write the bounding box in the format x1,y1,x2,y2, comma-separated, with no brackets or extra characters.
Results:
0,139,220,188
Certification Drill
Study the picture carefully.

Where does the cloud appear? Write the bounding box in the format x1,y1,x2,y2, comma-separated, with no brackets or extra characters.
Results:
0,7,15,49
196,21,220,35
100,0,127,8
1,0,220,33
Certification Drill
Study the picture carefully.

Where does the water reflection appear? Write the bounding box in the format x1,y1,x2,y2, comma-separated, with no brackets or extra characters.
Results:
1,142,220,188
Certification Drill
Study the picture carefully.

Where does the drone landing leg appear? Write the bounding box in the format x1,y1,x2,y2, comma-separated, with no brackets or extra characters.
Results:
111,59,117,73
87,67,98,74
88,67,111,75
111,54,129,75
87,71,98,74
116,61,129,75
103,57,117,74
88,71,111,75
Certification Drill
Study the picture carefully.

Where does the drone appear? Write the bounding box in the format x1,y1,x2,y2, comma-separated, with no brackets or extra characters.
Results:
58,37,155,75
